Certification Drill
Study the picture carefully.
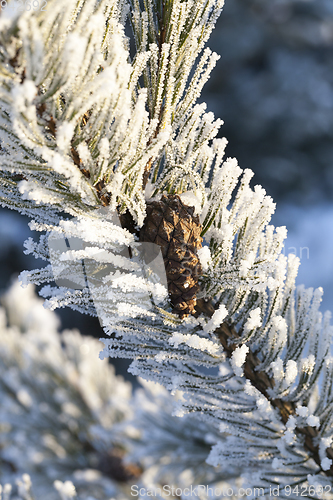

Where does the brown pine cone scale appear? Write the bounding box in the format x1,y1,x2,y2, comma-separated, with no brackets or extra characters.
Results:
140,194,203,318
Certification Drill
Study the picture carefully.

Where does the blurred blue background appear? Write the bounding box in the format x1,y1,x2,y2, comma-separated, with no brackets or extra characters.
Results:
1,0,333,343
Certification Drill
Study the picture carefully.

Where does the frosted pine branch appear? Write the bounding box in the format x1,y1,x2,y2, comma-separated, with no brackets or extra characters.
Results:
0,282,135,499
0,0,169,226
213,316,333,477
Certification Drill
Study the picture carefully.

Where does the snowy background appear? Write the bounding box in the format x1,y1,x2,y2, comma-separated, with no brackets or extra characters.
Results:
202,0,333,314
1,0,333,339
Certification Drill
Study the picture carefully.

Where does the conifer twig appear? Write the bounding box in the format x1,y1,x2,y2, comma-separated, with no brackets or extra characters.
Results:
195,298,333,477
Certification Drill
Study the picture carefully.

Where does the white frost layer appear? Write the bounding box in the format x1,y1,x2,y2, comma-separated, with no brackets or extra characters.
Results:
203,304,228,333
285,359,298,385
230,344,249,377
197,246,212,272
270,357,284,382
168,333,221,355
244,308,262,333
179,191,202,215
296,406,308,417
307,415,320,428
321,458,332,472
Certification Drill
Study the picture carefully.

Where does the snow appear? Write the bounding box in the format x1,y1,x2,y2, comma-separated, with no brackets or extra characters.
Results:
168,333,221,355
179,191,202,215
0,211,31,258
116,303,154,318
269,316,288,351
244,308,262,333
272,458,283,470
230,344,249,377
296,406,308,417
197,246,212,271
1,0,333,486
319,436,333,471
203,304,228,333
244,379,257,396
239,251,255,278
53,480,76,499
301,354,316,374
0,2,19,30
11,80,37,112
77,143,92,164
63,33,87,69
283,430,296,445
2,281,60,333
286,415,296,430
56,122,75,152
16,389,33,408
270,358,284,382
256,395,272,415
284,360,298,386
110,273,152,293
321,458,332,472
307,415,320,428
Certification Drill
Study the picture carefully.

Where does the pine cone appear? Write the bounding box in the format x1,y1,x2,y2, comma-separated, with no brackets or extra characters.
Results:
140,194,203,318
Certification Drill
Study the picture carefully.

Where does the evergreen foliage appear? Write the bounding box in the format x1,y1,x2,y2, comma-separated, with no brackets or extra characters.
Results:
0,0,333,497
